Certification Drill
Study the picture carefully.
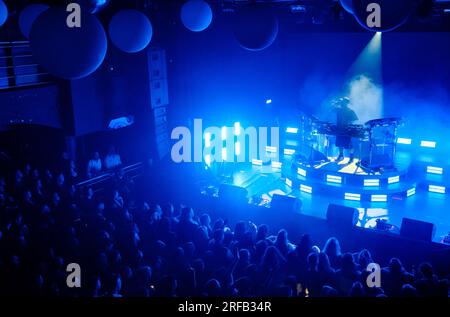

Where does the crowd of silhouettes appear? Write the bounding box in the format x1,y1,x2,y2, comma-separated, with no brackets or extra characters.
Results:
0,161,448,297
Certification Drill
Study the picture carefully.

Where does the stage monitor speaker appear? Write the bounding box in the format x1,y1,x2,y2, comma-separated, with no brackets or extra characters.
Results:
326,204,359,227
400,218,436,242
218,184,248,205
361,154,394,170
271,194,302,214
295,146,328,165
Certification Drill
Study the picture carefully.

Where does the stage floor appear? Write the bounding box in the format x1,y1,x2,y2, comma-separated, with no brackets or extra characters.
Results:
310,157,380,175
222,163,450,244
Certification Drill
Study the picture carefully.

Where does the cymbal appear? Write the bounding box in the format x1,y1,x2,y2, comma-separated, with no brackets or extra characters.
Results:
365,117,403,126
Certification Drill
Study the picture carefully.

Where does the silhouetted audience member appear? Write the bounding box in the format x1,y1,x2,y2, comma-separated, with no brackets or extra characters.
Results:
177,207,199,243
323,237,342,270
382,258,409,297
317,252,336,291
335,253,361,295
87,152,102,178
104,146,122,170
0,158,448,298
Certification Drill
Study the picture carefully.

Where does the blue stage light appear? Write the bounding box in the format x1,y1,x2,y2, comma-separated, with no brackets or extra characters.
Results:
252,159,263,166
420,140,436,148
397,137,412,145
371,194,387,202
285,140,298,147
427,166,443,175
327,175,342,184
429,185,446,194
284,149,295,155
300,184,312,194
266,146,277,153
285,178,292,187
286,127,298,134
364,179,380,187
265,99,272,104
297,168,307,177
271,161,282,169
407,187,416,197
345,193,361,201
388,176,400,184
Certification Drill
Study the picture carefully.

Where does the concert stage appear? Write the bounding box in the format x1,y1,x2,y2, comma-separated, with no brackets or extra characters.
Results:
206,155,450,244
281,154,414,202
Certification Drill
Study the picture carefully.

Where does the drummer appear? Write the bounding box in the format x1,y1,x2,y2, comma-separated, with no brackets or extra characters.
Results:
333,97,359,163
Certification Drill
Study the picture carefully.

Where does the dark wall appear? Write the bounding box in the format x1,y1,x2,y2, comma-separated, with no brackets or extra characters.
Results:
69,46,156,165
382,32,450,142
168,24,367,127
0,84,62,130
167,12,450,135
70,48,152,136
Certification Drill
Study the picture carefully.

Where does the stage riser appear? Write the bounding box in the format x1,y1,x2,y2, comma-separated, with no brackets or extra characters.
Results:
280,163,416,202
284,167,408,188
277,152,450,201
282,176,415,202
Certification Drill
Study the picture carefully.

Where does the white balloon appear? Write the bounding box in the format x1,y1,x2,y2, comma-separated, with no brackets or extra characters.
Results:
181,0,213,32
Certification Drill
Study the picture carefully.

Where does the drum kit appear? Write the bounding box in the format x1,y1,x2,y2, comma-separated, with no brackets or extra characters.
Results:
297,113,404,173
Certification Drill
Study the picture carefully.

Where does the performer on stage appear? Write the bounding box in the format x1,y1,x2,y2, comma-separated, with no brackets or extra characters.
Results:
333,97,358,163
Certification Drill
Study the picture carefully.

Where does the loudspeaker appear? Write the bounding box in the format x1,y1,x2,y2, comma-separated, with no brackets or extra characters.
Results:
148,49,167,80
148,49,169,109
400,218,436,242
218,184,248,205
147,49,170,159
271,194,302,213
326,204,359,226
361,154,394,169
295,146,328,165
150,79,169,108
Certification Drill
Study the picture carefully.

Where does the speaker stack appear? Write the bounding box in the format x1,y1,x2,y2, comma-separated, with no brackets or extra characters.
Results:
148,48,170,160
326,204,359,227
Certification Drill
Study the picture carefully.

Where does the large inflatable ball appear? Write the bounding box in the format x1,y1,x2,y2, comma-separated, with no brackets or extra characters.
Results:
77,0,111,14
180,0,213,32
352,0,415,32
233,6,279,51
0,0,8,27
108,10,153,53
340,0,354,14
30,6,107,79
19,4,49,38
